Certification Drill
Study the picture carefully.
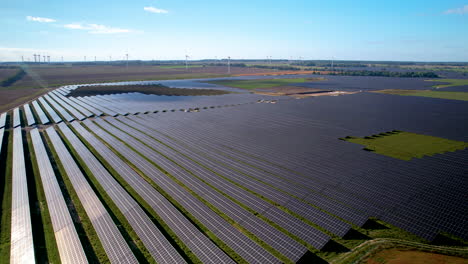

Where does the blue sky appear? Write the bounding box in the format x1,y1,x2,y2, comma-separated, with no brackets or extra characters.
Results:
1,0,467,62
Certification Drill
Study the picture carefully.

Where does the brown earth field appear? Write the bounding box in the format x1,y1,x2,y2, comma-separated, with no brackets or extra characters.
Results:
0,68,18,80
0,65,271,113
364,248,468,264
67,84,230,97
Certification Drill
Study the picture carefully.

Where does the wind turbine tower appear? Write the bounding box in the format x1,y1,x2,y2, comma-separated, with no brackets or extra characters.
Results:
125,53,129,68
185,54,190,71
227,56,231,74
21,56,24,63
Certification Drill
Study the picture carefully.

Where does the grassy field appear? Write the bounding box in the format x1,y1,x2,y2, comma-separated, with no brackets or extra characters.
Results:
363,248,468,264
341,131,468,161
374,89,468,101
67,84,230,97
206,78,322,90
427,79,468,88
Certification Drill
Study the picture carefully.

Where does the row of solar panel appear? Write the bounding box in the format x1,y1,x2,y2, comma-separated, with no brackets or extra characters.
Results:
136,98,466,241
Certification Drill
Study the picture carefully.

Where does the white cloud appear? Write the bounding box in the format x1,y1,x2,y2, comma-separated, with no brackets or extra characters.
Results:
144,6,169,14
63,23,134,34
26,16,56,23
444,5,468,14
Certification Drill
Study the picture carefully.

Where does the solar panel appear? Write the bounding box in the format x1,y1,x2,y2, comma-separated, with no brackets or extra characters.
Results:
45,126,137,264
23,104,36,126
56,123,185,264
38,97,62,123
0,112,6,128
10,127,35,264
31,100,50,125
30,128,87,263
71,120,241,263
12,108,21,128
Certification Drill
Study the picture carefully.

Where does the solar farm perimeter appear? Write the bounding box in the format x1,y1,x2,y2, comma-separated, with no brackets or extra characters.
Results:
0,77,467,264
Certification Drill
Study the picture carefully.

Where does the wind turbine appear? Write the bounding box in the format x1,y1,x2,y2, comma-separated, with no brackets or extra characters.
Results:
21,56,24,63
227,56,231,74
84,56,86,62
185,54,190,71
125,52,129,69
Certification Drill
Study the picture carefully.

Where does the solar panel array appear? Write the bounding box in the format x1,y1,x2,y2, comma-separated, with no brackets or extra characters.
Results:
83,119,276,263
30,128,88,264
122,93,466,241
57,123,186,264
71,121,238,263
38,97,62,123
0,112,6,128
45,127,138,264
0,80,466,263
96,117,308,262
0,128,4,156
111,116,332,250
10,127,35,264
23,104,36,126
13,108,21,128
44,95,75,122
31,100,50,125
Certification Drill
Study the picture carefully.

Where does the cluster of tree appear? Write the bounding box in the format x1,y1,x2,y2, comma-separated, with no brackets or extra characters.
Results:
207,63,247,67
0,66,21,69
1,68,26,87
292,62,368,67
250,64,300,71
326,70,439,78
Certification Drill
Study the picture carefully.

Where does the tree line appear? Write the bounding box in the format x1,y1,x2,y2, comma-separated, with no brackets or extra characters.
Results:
1,68,27,87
